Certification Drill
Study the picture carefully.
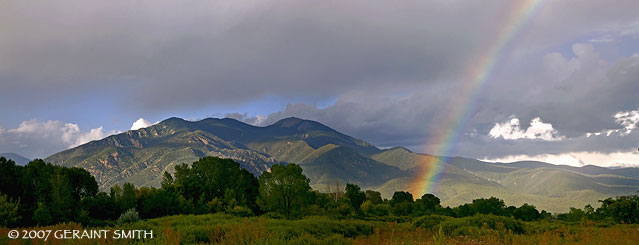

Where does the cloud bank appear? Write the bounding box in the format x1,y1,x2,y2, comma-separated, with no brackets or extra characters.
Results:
0,120,118,159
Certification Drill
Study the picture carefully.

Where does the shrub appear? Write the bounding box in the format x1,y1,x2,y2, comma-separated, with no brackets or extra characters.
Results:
372,204,391,216
413,214,453,230
229,206,254,217
117,208,140,225
438,214,525,235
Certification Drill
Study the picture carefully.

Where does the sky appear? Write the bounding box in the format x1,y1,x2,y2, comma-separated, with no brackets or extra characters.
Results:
1,0,638,167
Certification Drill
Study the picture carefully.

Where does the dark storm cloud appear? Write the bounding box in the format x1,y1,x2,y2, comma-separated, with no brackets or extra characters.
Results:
0,0,501,110
245,48,639,158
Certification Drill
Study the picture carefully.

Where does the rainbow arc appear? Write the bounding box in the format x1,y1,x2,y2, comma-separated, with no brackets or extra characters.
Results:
408,0,546,198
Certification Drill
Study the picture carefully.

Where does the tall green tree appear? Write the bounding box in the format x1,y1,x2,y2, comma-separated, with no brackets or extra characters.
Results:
49,168,73,222
365,190,383,204
119,183,137,212
64,167,98,201
416,193,440,214
0,157,22,199
173,157,259,212
345,184,366,211
258,163,311,218
390,191,413,206
471,197,506,216
513,203,541,221
161,171,175,192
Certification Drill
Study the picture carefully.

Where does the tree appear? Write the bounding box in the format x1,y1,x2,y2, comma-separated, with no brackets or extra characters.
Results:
82,192,120,220
173,157,259,212
49,168,73,222
513,203,540,221
454,203,475,217
365,190,383,204
258,163,311,218
161,171,175,192
0,157,22,199
471,197,506,216
416,193,440,214
345,184,366,211
390,191,414,216
390,191,413,206
119,183,137,212
0,193,20,227
64,167,98,201
33,202,52,226
597,195,639,224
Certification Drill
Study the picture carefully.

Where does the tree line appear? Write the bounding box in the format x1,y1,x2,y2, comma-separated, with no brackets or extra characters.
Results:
0,156,637,227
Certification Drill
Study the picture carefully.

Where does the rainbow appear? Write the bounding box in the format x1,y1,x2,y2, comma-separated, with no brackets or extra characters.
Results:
408,0,545,198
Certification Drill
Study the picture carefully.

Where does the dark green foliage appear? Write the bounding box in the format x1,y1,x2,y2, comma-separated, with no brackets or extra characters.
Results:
139,189,181,218
453,204,474,217
390,191,413,205
64,167,98,201
258,163,312,218
174,157,260,213
392,202,414,216
345,184,366,211
161,171,175,192
82,192,120,221
1,155,638,231
0,158,100,227
596,195,639,224
0,193,20,227
413,214,453,229
513,203,541,221
436,214,526,235
117,183,137,212
415,193,441,215
33,202,53,226
365,190,383,204
0,157,22,199
471,197,507,216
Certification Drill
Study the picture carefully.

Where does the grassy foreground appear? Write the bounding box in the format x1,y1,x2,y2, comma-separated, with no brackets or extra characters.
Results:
2,213,638,244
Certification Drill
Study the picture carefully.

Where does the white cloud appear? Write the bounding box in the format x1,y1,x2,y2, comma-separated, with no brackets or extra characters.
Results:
483,150,639,168
489,117,564,141
586,108,639,137
614,109,639,135
131,117,153,130
0,119,118,158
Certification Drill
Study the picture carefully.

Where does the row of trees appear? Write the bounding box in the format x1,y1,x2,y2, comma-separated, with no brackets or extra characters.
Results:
1,156,637,227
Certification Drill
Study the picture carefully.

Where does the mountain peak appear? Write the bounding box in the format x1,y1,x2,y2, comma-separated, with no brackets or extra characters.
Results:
0,152,31,166
272,117,305,127
157,117,191,129
161,117,187,123
389,146,413,153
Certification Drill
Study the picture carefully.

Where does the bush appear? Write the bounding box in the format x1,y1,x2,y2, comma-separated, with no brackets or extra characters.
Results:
371,204,391,216
438,214,525,235
413,214,453,230
229,206,254,217
117,208,140,225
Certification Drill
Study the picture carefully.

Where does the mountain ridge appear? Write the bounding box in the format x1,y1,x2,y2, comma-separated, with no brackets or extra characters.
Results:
45,116,639,213
0,152,31,166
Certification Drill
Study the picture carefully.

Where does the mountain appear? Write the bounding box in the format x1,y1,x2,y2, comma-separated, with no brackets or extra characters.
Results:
0,153,31,166
372,153,638,213
46,117,401,191
45,117,639,213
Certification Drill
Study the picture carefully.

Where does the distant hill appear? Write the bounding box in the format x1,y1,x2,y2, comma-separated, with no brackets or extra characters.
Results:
45,117,639,213
0,153,31,165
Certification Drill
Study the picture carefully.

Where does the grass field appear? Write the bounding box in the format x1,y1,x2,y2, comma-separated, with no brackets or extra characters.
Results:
2,213,638,244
